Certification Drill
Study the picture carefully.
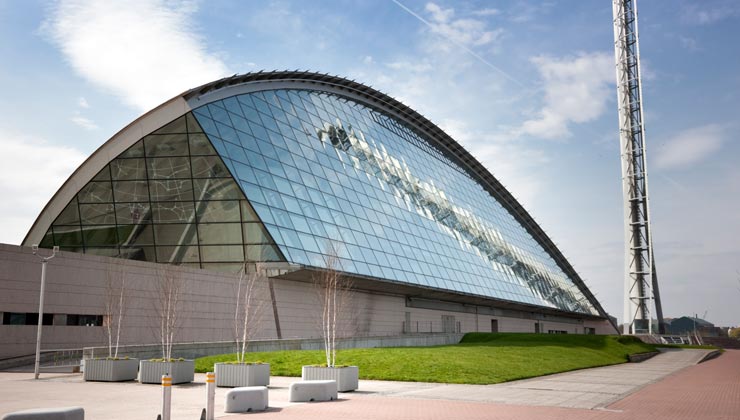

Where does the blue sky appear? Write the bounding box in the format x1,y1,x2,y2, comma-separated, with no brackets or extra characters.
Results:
0,0,738,327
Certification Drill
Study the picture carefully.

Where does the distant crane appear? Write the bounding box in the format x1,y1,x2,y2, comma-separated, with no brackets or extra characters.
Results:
612,0,665,334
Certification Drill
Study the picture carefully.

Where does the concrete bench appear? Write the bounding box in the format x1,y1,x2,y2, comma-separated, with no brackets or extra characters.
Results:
224,386,268,413
289,380,338,402
2,407,84,420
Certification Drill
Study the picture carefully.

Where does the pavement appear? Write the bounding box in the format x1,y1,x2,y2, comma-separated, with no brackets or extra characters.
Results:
0,348,737,420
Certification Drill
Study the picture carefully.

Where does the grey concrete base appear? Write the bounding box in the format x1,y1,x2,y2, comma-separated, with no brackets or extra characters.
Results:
289,380,337,402
224,386,268,413
215,363,270,387
83,359,138,382
302,366,358,392
1,407,84,420
138,360,194,384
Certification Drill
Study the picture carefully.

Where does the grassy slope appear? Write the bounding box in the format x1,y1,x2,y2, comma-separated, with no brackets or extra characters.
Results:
195,333,656,385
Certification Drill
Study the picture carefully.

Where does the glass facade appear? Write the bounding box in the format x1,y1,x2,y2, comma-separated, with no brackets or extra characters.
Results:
39,85,597,315
40,113,284,273
191,89,596,315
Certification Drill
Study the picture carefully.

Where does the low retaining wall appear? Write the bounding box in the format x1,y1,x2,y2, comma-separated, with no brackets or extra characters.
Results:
628,351,660,363
83,333,464,361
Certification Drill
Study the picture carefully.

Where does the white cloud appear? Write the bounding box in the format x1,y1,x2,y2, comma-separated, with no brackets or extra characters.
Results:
424,3,504,48
0,131,86,245
681,3,740,25
678,36,699,52
508,2,553,23
473,8,500,17
45,0,230,112
655,124,726,170
518,52,614,140
386,60,433,73
77,97,89,108
71,115,98,130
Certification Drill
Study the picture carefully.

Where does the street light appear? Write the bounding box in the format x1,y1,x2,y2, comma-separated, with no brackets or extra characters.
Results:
32,244,58,380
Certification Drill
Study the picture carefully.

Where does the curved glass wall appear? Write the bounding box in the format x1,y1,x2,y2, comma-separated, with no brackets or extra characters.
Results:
39,86,597,314
39,113,284,272
191,89,597,315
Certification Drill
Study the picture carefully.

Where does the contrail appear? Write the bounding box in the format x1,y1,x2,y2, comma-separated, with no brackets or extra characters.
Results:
391,0,527,89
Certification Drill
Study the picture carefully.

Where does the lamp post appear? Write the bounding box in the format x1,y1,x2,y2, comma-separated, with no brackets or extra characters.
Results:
32,245,58,380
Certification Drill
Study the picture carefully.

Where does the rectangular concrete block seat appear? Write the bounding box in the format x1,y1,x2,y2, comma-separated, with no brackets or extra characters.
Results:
289,380,338,402
224,386,268,413
2,407,84,420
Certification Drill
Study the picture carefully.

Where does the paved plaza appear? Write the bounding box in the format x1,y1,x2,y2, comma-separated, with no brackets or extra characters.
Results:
1,349,737,420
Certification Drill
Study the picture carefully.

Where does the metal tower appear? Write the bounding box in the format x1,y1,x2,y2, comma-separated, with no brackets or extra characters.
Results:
612,0,664,335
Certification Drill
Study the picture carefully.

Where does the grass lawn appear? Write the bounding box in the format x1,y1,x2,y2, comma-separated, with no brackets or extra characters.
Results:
195,333,657,384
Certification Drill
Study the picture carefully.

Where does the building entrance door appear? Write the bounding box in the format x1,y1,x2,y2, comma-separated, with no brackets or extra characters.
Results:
491,319,499,333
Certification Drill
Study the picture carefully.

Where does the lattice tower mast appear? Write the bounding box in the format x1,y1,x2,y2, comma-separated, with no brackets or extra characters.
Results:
612,0,665,335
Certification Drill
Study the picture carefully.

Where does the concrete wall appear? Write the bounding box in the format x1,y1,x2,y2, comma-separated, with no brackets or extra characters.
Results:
0,244,616,359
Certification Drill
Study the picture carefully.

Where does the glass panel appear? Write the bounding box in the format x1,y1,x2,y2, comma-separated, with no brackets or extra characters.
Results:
246,244,282,261
53,226,83,247
147,156,190,179
189,133,217,155
144,134,189,156
241,200,259,222
196,200,240,223
39,229,55,248
79,203,116,225
191,156,230,178
110,158,147,180
118,224,154,246
115,203,150,224
193,178,242,201
150,179,194,201
200,245,243,262
152,202,195,223
53,198,80,225
119,246,155,261
186,113,203,133
197,223,243,244
91,166,111,181
119,140,144,158
152,115,187,134
112,180,149,202
82,225,118,246
242,223,271,244
78,182,113,203
154,224,197,245
156,245,200,263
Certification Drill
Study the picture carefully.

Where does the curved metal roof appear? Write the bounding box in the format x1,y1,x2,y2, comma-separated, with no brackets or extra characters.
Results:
24,70,611,323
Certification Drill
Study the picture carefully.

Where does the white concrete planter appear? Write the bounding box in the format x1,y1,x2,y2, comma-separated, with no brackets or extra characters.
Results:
302,366,358,392
215,363,270,387
83,358,139,382
139,360,194,384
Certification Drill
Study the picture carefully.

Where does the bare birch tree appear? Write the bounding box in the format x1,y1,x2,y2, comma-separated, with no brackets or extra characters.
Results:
155,267,184,361
314,244,354,367
233,262,269,363
103,260,127,358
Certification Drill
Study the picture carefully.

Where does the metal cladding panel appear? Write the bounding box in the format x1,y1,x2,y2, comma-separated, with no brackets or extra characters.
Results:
192,89,598,316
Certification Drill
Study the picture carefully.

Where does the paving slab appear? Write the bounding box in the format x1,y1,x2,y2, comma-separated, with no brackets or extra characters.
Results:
0,348,723,420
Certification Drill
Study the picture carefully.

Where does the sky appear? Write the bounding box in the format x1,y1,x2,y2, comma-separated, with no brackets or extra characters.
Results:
0,0,738,327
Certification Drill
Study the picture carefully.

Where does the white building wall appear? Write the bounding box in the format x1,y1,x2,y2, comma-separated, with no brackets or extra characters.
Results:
0,244,616,359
